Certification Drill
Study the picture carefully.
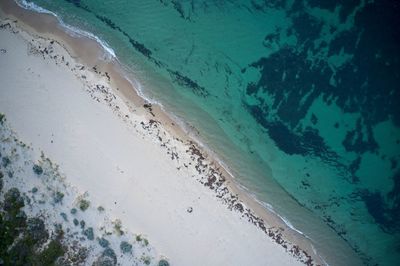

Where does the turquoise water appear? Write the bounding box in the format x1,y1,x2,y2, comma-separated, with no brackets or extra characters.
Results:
19,0,400,265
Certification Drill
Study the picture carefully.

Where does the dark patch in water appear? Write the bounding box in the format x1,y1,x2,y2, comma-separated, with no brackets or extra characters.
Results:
267,122,307,156
63,0,163,66
168,70,209,97
361,190,388,229
244,0,400,166
95,14,121,31
348,157,361,183
291,12,323,43
246,105,304,155
342,118,378,154
247,48,326,129
359,174,400,233
64,0,90,12
391,158,398,170
159,0,193,21
387,172,400,230
94,14,156,62
246,82,258,95
247,105,337,160
170,0,187,20
125,35,153,58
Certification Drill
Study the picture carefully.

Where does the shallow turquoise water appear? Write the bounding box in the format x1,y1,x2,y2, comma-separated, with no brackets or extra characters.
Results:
20,0,400,265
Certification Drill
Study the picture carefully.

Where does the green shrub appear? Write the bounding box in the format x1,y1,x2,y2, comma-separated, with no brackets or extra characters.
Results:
0,185,63,266
119,241,132,254
60,212,68,221
142,256,151,265
83,227,94,240
0,198,27,262
158,259,170,266
4,188,25,213
0,172,3,192
67,246,88,264
102,248,117,264
113,220,124,235
26,217,48,244
93,254,115,266
73,218,79,226
53,191,64,204
98,237,110,248
37,239,65,265
79,199,90,211
2,157,11,168
32,164,43,175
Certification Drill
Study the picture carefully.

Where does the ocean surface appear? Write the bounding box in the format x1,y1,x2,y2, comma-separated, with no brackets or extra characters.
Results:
18,0,400,265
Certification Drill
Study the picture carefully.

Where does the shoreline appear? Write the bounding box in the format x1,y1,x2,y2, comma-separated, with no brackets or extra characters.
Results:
0,0,355,265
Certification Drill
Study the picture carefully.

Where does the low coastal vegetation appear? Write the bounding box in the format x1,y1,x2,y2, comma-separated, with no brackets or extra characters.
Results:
0,186,65,265
32,164,43,175
158,259,170,266
79,198,90,211
0,114,170,265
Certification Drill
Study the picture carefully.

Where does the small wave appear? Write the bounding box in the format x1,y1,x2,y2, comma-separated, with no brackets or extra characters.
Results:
17,0,55,15
244,190,332,265
16,0,116,59
311,244,330,266
116,62,162,105
279,214,309,237
235,182,336,266
239,184,312,239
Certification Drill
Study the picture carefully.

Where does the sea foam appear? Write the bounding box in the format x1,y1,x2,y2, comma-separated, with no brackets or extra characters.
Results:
16,0,116,59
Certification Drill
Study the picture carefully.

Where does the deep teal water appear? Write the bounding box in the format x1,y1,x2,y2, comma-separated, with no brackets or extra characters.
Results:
19,0,400,265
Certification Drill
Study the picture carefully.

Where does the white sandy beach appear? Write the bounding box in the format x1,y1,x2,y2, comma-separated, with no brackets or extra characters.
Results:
0,8,319,266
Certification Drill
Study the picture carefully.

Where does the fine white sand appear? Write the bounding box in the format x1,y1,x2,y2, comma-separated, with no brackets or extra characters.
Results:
0,17,309,266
